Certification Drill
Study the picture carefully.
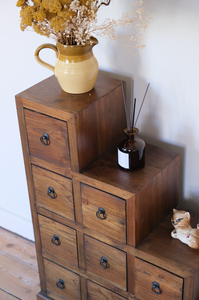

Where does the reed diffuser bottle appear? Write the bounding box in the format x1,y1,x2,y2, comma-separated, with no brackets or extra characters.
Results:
118,127,145,170
118,81,149,171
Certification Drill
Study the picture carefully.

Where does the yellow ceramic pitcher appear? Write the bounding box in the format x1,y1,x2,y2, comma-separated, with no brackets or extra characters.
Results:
35,37,99,94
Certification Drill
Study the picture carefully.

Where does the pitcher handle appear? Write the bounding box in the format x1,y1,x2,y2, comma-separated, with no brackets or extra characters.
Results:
34,43,58,73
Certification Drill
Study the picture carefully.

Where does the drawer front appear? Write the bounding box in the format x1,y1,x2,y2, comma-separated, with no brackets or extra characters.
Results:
87,280,127,300
85,235,127,291
32,165,74,220
24,109,70,168
38,215,78,268
81,184,126,243
135,258,183,300
44,259,81,300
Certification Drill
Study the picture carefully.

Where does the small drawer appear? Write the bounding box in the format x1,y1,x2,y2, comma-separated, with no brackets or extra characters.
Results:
87,280,127,299
44,259,81,300
24,109,70,168
38,215,78,268
81,184,126,243
135,258,183,300
32,165,74,220
85,235,127,291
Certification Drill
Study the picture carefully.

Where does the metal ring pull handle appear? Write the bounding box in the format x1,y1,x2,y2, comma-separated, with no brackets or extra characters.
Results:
100,256,109,269
96,207,107,220
47,187,57,199
40,133,50,146
152,281,161,294
56,279,65,290
51,234,60,246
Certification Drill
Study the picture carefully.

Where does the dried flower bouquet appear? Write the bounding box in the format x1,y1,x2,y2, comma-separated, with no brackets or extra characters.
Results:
17,0,151,50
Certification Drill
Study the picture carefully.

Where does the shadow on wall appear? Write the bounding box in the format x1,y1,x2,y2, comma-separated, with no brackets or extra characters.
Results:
98,69,133,113
181,195,199,215
176,126,199,213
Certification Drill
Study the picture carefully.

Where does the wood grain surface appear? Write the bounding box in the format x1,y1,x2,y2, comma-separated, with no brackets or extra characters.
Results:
38,215,78,268
16,75,126,172
84,235,127,291
32,165,74,220
81,184,126,243
44,259,81,300
87,280,127,300
0,290,16,300
82,145,180,246
135,258,183,300
0,227,40,300
24,109,71,168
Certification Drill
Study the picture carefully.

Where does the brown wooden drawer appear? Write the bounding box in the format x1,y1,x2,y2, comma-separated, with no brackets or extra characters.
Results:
38,215,78,268
44,258,81,300
24,109,70,168
84,235,127,291
87,280,127,299
135,258,183,300
81,184,126,243
32,165,74,220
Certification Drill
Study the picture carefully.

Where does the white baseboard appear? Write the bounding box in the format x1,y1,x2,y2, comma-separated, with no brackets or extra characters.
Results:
0,208,35,241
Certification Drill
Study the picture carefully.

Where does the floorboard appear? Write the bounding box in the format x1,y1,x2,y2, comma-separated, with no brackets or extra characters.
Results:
0,289,19,299
0,227,40,300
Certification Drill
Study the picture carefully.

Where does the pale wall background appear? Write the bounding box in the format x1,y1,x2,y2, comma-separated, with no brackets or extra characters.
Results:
0,0,199,241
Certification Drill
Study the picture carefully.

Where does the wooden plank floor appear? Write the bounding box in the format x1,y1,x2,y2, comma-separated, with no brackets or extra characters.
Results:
0,227,40,300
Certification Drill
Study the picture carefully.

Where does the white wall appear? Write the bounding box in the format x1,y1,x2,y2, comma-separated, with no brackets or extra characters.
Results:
1,0,199,241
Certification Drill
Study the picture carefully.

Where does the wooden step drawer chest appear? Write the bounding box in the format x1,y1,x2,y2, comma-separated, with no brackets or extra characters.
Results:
16,75,199,300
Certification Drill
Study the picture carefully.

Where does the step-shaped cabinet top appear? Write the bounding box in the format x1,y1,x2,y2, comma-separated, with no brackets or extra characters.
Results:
15,75,126,172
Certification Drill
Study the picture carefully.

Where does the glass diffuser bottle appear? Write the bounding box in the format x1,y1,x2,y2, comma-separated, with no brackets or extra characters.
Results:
118,80,149,171
118,127,145,170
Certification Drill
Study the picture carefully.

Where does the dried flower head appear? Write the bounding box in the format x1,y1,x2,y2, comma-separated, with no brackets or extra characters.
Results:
16,0,152,51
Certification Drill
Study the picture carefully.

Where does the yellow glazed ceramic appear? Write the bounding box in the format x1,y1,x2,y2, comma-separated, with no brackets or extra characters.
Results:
34,37,99,94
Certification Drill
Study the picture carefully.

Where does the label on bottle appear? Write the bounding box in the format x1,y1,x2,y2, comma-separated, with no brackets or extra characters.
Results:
118,149,129,169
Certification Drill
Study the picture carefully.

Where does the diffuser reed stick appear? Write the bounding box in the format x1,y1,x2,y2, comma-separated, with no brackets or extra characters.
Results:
121,80,131,131
121,81,150,131
130,81,134,130
135,83,150,126
131,98,136,131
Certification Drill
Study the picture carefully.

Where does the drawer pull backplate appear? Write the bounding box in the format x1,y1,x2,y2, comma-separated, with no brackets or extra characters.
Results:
40,133,50,146
56,279,65,290
47,187,57,199
51,234,61,246
96,207,107,220
100,256,109,269
152,281,161,294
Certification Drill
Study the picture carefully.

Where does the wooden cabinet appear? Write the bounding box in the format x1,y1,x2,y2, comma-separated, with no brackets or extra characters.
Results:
16,75,199,300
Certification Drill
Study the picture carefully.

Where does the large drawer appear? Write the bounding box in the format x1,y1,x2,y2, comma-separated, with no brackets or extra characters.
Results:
44,259,81,300
32,165,74,220
81,184,126,243
87,280,127,299
84,235,127,291
38,215,78,268
135,258,183,300
24,109,70,168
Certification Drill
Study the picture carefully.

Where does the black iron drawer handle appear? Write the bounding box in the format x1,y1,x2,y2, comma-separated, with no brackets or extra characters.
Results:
100,256,109,269
96,207,107,220
56,279,65,290
51,234,61,246
47,187,57,199
152,281,161,294
40,133,50,146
